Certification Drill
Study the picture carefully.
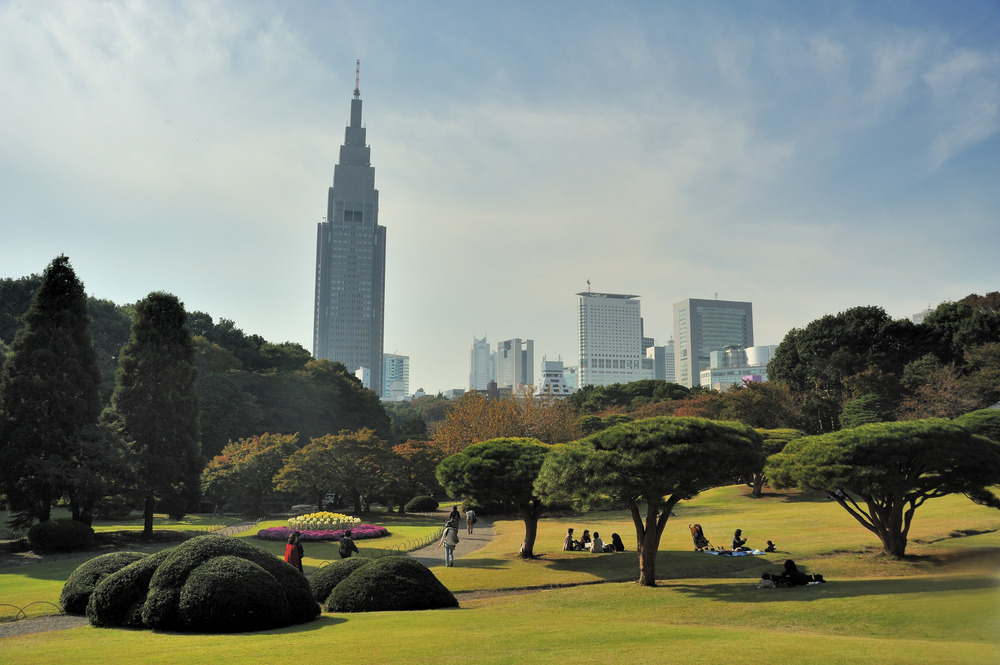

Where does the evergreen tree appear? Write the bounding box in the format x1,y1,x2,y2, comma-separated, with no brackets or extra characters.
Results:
110,292,201,536
0,256,101,525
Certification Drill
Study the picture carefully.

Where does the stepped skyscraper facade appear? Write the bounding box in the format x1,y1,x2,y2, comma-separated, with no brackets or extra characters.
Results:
313,68,386,396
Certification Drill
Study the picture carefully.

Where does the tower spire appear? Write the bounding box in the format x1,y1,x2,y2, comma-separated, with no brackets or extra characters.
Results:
354,59,361,99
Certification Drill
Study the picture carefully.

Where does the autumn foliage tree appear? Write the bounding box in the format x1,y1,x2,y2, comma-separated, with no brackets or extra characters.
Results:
201,433,300,513
432,390,580,455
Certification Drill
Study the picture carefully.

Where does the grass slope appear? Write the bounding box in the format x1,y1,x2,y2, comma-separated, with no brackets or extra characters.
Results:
2,487,998,664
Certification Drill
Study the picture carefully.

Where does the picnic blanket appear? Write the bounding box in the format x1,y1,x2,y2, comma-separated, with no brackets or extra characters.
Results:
704,549,765,556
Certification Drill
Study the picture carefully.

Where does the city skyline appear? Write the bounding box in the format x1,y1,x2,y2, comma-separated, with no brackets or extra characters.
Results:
1,2,998,394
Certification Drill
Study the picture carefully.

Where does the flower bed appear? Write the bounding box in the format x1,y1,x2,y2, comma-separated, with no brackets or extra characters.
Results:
288,512,361,531
256,524,389,542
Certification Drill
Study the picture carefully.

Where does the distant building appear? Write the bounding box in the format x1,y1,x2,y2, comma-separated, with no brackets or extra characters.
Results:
443,388,466,400
912,304,936,324
664,338,676,383
354,366,371,390
382,354,409,401
313,73,386,396
469,336,496,390
673,298,753,388
537,359,574,398
496,338,534,395
563,365,578,392
699,344,777,391
578,291,651,387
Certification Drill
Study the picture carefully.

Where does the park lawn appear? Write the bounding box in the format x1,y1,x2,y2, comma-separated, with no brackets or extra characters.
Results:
0,509,243,535
2,573,997,665
2,486,999,663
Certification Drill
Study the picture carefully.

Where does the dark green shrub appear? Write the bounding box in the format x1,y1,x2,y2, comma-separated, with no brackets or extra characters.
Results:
27,519,94,553
178,555,292,633
60,551,148,614
310,557,372,606
404,495,438,512
87,549,172,628
325,556,458,612
141,535,318,632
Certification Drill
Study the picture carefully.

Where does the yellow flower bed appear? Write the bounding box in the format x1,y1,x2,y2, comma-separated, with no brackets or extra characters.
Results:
287,512,361,531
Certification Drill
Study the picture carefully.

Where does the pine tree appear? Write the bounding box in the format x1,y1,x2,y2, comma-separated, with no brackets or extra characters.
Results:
0,256,101,525
110,292,202,536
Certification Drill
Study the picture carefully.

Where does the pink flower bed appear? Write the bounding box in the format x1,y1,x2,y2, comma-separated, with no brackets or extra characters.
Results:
256,524,389,542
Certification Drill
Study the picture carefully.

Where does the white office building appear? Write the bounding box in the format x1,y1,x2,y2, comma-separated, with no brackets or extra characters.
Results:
578,292,652,387
699,344,777,390
496,338,534,395
382,354,410,401
537,359,574,398
469,336,496,390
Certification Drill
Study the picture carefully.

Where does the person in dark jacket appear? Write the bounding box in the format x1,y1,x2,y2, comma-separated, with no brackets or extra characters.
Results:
776,559,811,587
732,529,749,551
610,533,626,552
339,529,360,558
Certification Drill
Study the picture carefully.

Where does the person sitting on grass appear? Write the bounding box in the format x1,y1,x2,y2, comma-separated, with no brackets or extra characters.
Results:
563,528,580,551
732,528,749,551
590,531,605,553
610,533,625,552
580,529,592,550
765,540,777,552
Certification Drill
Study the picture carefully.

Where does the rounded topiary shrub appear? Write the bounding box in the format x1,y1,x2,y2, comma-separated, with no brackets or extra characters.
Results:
27,519,94,553
140,535,319,632
178,556,293,633
325,556,458,612
60,551,148,614
310,557,372,606
87,549,173,628
404,495,439,513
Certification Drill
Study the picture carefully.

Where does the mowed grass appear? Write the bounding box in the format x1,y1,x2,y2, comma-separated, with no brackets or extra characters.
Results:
2,486,999,664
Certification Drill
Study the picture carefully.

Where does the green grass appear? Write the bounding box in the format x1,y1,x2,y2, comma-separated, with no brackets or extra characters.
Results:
2,487,999,664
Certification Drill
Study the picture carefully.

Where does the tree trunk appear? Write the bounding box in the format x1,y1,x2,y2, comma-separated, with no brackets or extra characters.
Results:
143,493,155,537
518,504,538,558
637,527,659,586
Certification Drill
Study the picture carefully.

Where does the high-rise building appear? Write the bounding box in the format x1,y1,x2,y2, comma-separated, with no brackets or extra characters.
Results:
496,338,534,394
673,298,753,387
578,292,651,387
313,68,386,396
469,336,496,391
537,359,574,398
382,353,409,401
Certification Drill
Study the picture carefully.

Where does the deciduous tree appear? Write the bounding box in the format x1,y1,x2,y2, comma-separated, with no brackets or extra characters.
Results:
766,419,1000,558
202,433,299,513
437,437,550,558
536,417,763,586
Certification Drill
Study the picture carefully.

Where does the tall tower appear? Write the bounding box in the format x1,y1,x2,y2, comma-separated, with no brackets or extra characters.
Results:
578,292,647,387
469,336,496,391
313,63,386,395
672,298,753,388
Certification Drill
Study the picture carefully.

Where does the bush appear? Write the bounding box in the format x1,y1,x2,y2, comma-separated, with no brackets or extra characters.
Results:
309,557,372,606
404,495,439,512
178,556,292,633
87,549,172,628
140,535,318,632
27,519,94,553
60,551,148,614
324,556,458,612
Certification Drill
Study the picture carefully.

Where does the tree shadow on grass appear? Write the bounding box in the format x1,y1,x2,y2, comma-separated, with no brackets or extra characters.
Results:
668,574,998,603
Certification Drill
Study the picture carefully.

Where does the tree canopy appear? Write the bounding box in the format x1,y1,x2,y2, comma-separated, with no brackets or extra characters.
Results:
0,256,102,525
766,419,1000,557
535,417,763,585
437,437,550,558
110,292,202,535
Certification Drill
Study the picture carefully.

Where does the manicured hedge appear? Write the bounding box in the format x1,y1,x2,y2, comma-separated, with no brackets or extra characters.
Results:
404,495,439,512
60,551,148,615
324,556,458,612
309,557,372,607
27,519,94,553
82,535,320,632
140,535,318,632
87,549,172,628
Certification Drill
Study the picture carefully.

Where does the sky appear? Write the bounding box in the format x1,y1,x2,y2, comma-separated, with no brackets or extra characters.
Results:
1,1,998,395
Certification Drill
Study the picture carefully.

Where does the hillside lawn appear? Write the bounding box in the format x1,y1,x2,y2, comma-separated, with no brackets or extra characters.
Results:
2,485,998,664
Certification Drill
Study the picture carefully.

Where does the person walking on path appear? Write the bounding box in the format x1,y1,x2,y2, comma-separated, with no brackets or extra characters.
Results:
440,522,460,567
466,508,477,534
339,529,360,558
284,531,304,572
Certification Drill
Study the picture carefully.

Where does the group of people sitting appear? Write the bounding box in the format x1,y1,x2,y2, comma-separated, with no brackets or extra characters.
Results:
563,528,625,553
690,523,778,553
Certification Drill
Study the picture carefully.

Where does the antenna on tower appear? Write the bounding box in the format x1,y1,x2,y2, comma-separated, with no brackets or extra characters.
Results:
354,59,361,99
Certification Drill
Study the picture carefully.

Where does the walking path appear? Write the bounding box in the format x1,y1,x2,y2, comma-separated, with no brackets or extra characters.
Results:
406,518,495,568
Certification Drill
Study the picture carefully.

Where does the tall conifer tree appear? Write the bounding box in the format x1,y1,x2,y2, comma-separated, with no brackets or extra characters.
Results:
0,256,101,525
111,292,201,535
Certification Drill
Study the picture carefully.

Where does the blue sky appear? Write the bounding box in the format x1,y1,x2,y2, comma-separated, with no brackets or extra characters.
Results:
2,1,998,394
